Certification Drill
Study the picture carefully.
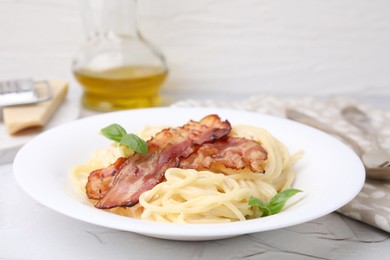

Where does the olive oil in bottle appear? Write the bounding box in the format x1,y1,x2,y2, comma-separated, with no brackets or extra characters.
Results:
74,65,168,111
72,0,168,111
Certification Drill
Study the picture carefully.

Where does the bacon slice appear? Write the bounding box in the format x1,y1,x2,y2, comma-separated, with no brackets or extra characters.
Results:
86,136,268,201
179,136,268,173
93,114,231,209
86,157,127,200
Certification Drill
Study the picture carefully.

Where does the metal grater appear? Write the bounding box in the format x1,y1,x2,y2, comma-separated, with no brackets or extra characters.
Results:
0,79,52,107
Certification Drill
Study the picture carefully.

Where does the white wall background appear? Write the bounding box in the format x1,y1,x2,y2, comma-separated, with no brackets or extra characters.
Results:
0,0,389,98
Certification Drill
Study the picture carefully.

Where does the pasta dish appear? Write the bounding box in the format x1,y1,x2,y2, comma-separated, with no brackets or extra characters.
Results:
71,114,301,224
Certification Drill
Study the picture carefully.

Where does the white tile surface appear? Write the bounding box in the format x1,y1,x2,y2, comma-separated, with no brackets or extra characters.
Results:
0,0,389,96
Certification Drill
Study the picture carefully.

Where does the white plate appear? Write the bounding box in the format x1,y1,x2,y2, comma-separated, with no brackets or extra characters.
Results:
13,107,365,241
0,87,80,163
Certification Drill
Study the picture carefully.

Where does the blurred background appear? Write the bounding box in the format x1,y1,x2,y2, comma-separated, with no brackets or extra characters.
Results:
0,0,389,101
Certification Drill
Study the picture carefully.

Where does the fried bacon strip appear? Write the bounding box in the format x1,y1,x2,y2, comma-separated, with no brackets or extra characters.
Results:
179,136,268,173
86,136,268,202
86,157,127,200
93,114,231,209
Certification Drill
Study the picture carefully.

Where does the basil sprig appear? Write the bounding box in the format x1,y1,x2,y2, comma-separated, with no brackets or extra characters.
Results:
248,188,302,217
101,123,148,155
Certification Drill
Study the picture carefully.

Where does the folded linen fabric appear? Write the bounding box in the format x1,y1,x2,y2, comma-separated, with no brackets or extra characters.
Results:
171,95,390,232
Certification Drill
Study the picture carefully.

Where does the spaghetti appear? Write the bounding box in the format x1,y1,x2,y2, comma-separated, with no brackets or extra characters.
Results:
71,124,301,223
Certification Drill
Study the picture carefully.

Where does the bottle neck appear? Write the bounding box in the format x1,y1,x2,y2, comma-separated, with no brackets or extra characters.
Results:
82,0,138,38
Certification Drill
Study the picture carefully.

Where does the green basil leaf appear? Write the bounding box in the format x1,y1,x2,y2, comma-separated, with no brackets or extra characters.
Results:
101,123,127,142
101,123,148,155
248,189,302,217
268,189,302,215
248,196,272,217
120,133,148,155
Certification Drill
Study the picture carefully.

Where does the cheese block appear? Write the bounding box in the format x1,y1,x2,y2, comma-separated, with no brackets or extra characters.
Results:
3,80,68,134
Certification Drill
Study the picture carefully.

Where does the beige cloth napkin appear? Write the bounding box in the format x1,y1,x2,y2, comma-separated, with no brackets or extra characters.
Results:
171,95,390,232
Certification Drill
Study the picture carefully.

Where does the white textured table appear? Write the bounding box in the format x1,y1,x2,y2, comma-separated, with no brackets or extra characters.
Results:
1,0,390,259
1,161,390,260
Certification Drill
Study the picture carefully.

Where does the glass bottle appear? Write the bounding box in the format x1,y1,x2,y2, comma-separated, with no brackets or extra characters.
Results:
72,0,168,111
